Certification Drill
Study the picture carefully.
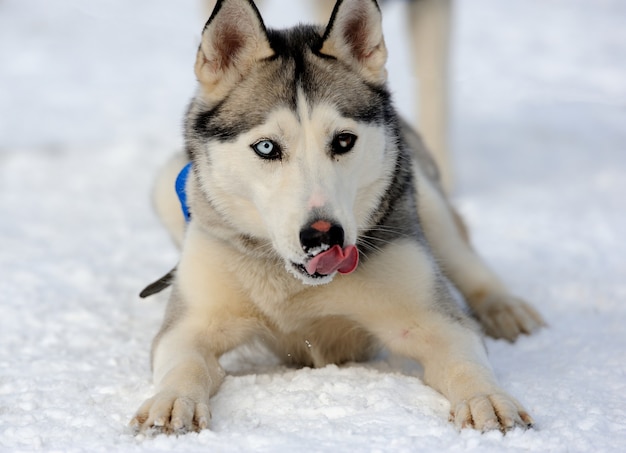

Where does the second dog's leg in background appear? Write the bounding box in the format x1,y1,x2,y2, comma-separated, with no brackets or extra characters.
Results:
409,0,453,193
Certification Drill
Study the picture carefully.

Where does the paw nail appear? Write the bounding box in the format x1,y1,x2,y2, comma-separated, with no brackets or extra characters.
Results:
172,418,183,430
154,417,166,427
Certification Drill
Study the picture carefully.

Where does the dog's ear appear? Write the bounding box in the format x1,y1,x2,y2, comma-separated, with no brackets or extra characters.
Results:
320,0,388,84
195,0,273,101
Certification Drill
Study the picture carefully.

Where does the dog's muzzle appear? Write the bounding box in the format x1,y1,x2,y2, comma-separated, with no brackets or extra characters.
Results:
298,220,359,276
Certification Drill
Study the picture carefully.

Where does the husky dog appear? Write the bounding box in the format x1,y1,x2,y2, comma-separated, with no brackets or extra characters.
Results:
131,0,544,434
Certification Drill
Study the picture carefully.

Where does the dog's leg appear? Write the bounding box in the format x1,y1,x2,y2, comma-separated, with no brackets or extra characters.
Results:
131,224,261,433
311,240,533,431
409,0,453,193
414,168,545,341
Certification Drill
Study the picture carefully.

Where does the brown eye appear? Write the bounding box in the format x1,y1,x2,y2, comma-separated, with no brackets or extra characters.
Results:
331,133,357,156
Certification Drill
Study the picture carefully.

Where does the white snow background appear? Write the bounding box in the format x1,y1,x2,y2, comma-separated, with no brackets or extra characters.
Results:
1,0,625,451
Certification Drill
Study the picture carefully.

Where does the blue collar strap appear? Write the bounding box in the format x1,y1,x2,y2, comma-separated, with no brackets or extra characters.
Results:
175,162,192,223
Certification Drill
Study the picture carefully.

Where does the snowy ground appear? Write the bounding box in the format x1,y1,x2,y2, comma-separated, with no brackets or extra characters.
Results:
1,0,625,451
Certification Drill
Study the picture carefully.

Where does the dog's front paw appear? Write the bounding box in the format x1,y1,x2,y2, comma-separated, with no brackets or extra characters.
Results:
450,393,534,432
472,294,545,342
130,392,211,434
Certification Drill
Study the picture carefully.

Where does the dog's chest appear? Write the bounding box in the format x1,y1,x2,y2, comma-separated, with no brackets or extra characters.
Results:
230,255,326,331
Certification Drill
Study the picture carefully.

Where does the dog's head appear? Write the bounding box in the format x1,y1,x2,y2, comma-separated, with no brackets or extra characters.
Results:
186,0,399,285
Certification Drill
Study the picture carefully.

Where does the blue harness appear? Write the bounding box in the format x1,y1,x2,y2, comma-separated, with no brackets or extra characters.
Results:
175,162,192,223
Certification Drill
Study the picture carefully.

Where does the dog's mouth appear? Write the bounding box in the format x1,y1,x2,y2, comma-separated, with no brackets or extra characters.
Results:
291,244,359,280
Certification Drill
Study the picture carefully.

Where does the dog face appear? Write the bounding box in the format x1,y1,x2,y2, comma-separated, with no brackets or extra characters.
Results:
186,0,397,285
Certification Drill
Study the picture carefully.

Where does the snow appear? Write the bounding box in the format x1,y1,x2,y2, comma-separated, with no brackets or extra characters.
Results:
1,0,625,451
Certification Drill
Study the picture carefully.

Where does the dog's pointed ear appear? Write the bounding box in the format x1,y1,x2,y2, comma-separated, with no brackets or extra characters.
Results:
320,0,388,84
195,0,273,101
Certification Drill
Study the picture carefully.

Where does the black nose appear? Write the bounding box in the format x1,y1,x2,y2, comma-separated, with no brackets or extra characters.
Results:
300,220,344,252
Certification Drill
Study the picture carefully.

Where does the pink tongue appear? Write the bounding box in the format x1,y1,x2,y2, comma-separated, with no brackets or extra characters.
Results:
305,245,359,276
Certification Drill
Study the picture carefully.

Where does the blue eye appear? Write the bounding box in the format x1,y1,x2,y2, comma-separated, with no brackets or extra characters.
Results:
252,139,281,160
